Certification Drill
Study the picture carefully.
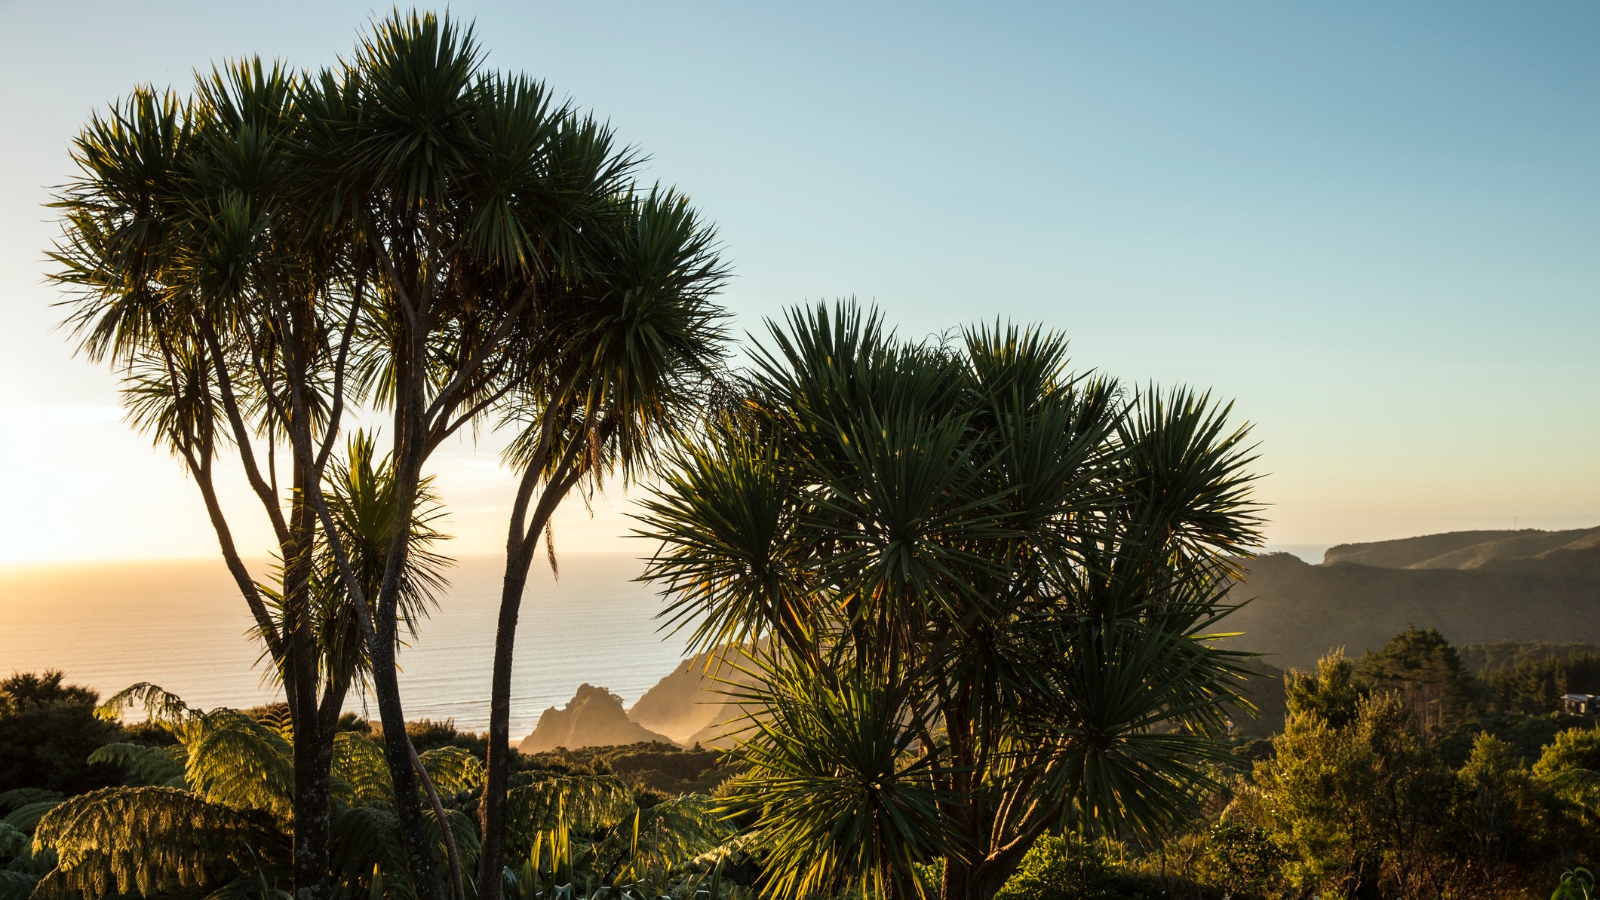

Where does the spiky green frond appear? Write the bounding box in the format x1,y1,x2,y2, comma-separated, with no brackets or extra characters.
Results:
33,787,283,900
638,300,1263,893
721,658,958,900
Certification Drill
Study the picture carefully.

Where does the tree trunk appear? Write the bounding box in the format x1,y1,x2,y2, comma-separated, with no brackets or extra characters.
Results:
291,713,334,900
363,338,447,900
941,857,975,900
369,611,444,900
476,552,535,900
284,490,334,900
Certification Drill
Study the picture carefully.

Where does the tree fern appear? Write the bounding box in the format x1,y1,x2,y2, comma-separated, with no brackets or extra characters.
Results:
418,748,483,798
95,683,198,729
38,689,477,900
503,775,633,867
0,870,37,900
0,790,62,813
88,743,186,787
0,822,26,859
426,810,481,874
507,776,632,837
330,805,412,900
593,795,732,883
33,787,284,898
186,711,295,824
3,802,62,835
333,732,396,807
1542,768,1600,819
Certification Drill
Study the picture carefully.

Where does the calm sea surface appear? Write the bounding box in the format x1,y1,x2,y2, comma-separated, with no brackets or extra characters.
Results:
0,553,692,741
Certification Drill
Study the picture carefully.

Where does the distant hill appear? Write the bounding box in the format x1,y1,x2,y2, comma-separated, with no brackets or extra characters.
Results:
1324,526,1600,570
1224,547,1600,670
518,684,674,753
519,527,1600,750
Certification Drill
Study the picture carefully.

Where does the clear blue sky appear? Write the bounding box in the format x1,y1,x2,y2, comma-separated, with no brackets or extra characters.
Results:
0,1,1595,561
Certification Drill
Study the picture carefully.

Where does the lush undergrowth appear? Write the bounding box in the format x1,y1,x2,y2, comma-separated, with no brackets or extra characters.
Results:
5,627,1600,900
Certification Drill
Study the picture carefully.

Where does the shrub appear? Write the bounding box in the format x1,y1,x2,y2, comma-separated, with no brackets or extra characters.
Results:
0,671,123,795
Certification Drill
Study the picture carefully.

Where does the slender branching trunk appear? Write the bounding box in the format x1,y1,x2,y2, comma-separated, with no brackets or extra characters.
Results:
479,427,586,900
366,330,445,900
476,547,535,900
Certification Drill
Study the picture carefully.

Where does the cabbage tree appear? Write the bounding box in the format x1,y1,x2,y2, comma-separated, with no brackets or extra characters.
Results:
638,304,1262,900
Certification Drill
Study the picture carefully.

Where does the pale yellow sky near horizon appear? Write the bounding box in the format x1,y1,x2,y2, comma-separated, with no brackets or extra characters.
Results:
0,393,1593,566
0,2,1596,565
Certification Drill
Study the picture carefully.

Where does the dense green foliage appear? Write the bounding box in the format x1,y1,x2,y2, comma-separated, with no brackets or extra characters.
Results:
984,641,1600,900
1486,652,1600,716
0,688,747,900
1351,626,1480,734
0,673,123,796
7,625,1600,900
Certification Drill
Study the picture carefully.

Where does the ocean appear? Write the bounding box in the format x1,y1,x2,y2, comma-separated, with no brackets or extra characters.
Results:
0,553,692,741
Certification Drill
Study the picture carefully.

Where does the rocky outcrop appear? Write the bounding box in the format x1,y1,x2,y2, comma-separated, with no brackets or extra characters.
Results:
518,684,674,753
627,645,761,747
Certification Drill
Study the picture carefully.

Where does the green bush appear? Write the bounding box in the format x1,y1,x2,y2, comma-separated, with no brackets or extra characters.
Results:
0,672,123,795
994,835,1105,900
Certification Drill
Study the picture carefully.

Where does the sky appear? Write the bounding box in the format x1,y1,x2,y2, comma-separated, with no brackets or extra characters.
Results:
0,1,1595,563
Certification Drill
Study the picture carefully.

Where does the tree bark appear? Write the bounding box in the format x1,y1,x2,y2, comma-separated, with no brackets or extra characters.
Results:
475,552,535,900
367,350,447,900
478,442,586,900
369,580,445,900
291,716,333,900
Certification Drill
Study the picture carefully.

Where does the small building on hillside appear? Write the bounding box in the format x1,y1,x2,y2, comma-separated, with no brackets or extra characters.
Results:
1562,693,1597,715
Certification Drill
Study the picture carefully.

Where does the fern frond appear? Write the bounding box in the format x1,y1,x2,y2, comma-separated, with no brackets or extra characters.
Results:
330,804,413,900
4,801,63,834
510,775,633,834
0,821,28,858
332,732,395,807
0,870,37,900
198,872,293,900
504,774,633,863
187,711,295,823
89,743,187,787
1544,767,1600,813
24,867,74,900
418,747,484,797
596,795,731,876
0,789,62,813
685,829,760,870
33,787,282,900
427,808,480,873
96,683,197,728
